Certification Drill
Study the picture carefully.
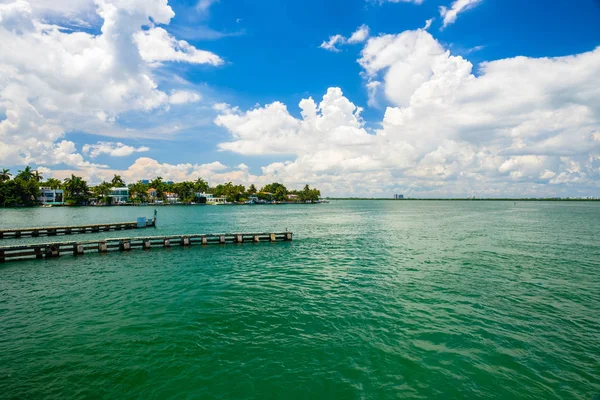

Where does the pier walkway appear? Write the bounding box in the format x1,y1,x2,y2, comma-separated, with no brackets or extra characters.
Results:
0,215,156,239
0,232,293,263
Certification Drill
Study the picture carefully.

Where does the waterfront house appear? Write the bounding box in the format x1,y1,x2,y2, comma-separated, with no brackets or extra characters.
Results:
109,187,129,204
165,192,179,204
287,194,299,201
195,192,228,204
147,188,157,200
38,187,65,205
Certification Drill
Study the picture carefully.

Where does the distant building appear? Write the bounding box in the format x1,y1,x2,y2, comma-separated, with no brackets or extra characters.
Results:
394,194,404,199
109,187,129,203
287,194,299,200
141,180,150,185
147,188,157,199
164,192,179,203
38,187,65,205
166,181,174,185
195,192,227,204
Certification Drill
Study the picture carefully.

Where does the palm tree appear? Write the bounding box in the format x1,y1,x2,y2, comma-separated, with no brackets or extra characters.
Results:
111,174,125,187
248,184,257,194
45,178,62,189
17,166,33,181
32,170,43,182
64,174,89,205
0,168,11,182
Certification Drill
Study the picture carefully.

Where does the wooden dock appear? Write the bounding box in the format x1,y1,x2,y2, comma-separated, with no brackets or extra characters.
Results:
0,214,157,239
0,232,293,263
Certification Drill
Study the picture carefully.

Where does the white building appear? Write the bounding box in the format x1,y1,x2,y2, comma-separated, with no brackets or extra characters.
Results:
109,187,129,204
165,192,179,204
195,192,228,204
38,187,65,205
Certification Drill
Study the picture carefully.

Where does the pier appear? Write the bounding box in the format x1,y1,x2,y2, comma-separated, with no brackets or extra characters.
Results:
0,213,157,239
0,232,293,263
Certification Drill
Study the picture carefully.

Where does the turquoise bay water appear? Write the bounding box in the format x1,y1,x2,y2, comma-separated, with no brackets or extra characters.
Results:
0,201,599,399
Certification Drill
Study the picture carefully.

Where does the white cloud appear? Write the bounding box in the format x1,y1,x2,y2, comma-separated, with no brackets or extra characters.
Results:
169,89,202,105
0,0,222,169
423,18,433,30
348,24,370,44
213,29,600,196
134,27,223,66
320,34,346,52
82,141,150,158
320,25,371,52
440,0,482,29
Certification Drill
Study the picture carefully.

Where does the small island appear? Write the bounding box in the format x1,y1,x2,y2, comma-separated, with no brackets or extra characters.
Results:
0,166,323,207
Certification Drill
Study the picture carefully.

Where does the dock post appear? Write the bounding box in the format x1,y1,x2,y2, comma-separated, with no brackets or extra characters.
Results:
164,239,170,247
253,235,260,243
201,236,207,245
45,245,60,258
0,232,3,239
143,240,151,250
98,242,108,253
286,232,293,241
182,237,190,246
236,234,243,243
219,235,225,244
65,228,72,235
119,240,131,251
0,249,4,262
73,244,84,256
15,231,21,239
32,230,39,237
270,233,277,242
35,247,43,259
103,226,110,232
48,229,57,236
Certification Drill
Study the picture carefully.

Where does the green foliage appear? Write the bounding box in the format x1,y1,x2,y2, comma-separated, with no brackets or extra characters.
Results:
0,166,40,207
44,178,62,189
63,174,89,205
299,184,320,203
214,182,246,203
0,167,322,207
111,175,125,187
128,181,149,203
194,178,209,194
261,182,288,201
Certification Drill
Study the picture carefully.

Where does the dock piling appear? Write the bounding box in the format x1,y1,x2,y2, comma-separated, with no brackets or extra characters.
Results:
0,232,292,263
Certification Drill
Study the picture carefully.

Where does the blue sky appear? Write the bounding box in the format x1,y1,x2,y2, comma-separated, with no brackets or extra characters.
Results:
1,0,599,196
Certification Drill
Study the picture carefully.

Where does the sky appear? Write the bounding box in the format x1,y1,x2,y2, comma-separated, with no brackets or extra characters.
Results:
0,0,599,197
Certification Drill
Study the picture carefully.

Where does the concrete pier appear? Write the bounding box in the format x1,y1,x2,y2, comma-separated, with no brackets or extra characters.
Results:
0,216,156,240
0,232,292,263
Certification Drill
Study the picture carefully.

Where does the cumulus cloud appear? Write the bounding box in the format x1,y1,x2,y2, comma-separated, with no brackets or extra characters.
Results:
214,29,600,196
134,27,223,66
0,0,221,169
82,141,150,158
440,0,482,28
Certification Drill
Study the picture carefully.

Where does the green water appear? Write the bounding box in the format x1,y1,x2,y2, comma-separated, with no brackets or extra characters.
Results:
1,201,599,399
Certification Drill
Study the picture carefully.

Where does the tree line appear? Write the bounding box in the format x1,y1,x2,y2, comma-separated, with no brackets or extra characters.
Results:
1,166,321,206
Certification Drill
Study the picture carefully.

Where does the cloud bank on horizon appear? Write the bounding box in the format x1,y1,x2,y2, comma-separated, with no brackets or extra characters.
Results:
0,0,599,197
